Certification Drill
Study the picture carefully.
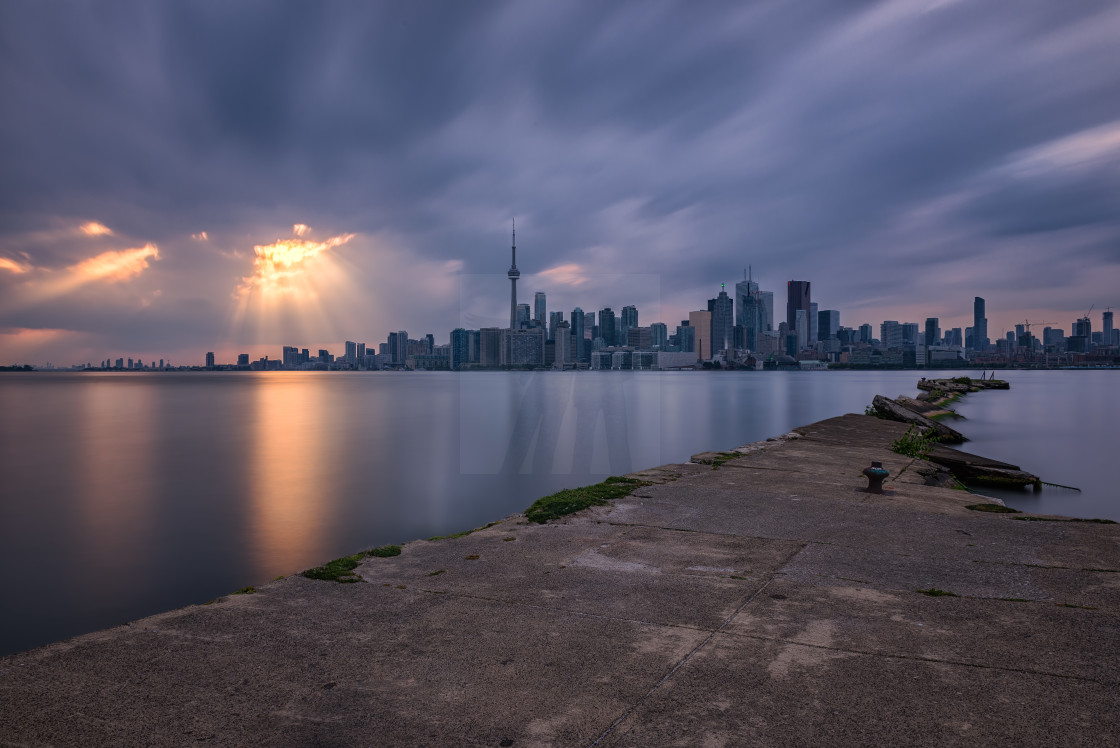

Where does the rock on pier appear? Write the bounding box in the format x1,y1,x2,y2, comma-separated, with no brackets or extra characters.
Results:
1,414,1117,746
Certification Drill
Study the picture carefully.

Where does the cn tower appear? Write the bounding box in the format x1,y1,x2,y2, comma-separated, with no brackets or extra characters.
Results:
508,219,520,329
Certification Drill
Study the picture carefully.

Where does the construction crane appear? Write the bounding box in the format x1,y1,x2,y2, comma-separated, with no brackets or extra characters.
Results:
1021,319,1054,335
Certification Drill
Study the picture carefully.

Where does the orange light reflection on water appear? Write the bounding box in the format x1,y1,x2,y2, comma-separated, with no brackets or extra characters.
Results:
247,374,334,574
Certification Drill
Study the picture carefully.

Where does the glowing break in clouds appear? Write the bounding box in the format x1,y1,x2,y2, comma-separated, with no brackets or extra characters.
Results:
80,222,114,237
67,244,160,284
191,231,208,241
236,226,355,298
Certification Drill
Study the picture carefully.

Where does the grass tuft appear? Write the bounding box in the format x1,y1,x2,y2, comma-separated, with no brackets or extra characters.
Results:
232,586,256,595
916,587,959,597
965,503,1021,513
890,425,936,459
525,476,649,524
303,544,402,583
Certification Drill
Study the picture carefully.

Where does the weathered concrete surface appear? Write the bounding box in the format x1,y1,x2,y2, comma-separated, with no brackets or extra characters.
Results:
2,414,1118,747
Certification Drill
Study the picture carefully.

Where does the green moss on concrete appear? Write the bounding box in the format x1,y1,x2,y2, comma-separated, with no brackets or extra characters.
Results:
917,587,959,597
525,476,650,523
965,503,1021,513
303,545,402,583
232,586,256,595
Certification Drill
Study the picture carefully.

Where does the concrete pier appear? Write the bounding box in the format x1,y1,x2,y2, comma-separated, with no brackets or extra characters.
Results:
2,414,1117,746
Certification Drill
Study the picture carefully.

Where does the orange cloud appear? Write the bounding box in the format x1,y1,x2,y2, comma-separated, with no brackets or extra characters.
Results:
293,223,310,237
191,231,209,241
80,222,114,237
67,244,160,284
0,256,31,274
536,263,590,287
236,230,355,298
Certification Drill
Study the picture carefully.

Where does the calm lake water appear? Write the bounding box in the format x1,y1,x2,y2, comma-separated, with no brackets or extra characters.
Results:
0,369,1114,656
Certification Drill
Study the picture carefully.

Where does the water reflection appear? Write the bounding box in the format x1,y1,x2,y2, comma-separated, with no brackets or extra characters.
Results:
248,375,332,574
74,379,158,571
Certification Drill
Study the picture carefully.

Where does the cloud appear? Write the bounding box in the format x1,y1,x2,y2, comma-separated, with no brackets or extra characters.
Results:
1,1,1118,362
66,244,159,284
79,221,114,237
235,228,355,298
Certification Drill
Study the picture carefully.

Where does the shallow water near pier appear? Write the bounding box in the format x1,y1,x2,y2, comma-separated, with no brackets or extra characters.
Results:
0,369,1114,656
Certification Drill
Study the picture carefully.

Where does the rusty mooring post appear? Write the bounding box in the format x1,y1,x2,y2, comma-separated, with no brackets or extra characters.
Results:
863,461,889,494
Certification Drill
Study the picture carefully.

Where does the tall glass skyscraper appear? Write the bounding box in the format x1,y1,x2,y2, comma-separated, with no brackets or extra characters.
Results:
973,297,987,351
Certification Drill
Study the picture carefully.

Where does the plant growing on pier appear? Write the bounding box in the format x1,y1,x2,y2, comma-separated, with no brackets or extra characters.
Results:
525,476,649,524
890,425,935,459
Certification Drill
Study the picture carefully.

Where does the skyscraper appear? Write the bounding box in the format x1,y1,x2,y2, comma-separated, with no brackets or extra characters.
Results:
710,286,733,354
689,310,711,361
571,307,586,363
787,281,811,336
534,292,546,327
599,307,616,346
507,220,520,330
819,310,840,341
1103,310,1114,348
205,351,215,368
809,302,819,344
621,305,638,346
736,270,762,351
924,318,940,346
973,297,987,352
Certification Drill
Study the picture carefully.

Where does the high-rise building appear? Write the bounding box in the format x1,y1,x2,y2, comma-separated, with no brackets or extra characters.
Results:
599,307,616,347
554,321,571,366
388,331,408,366
924,318,940,347
880,321,903,349
794,310,808,351
516,304,530,329
450,328,470,370
710,287,734,354
479,328,502,367
534,292,546,327
344,341,357,361
1103,310,1114,348
548,311,564,342
809,302,819,344
786,281,811,335
501,328,545,366
677,321,695,353
650,322,668,349
689,310,712,361
819,310,840,341
571,308,586,363
507,221,520,330
973,297,987,351
948,328,963,347
859,324,872,344
901,323,919,346
237,353,249,367
621,305,638,347
205,351,215,368
627,326,652,349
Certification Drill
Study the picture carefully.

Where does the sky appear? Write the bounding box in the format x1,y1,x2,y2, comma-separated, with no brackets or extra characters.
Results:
1,0,1118,366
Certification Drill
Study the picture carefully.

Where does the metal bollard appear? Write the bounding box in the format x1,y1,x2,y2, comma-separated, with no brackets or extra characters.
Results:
863,461,889,494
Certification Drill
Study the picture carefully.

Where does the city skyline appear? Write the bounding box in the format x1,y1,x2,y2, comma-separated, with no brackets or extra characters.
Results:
2,3,1119,365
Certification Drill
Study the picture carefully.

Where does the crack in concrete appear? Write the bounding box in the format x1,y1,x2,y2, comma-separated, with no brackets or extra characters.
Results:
587,543,810,747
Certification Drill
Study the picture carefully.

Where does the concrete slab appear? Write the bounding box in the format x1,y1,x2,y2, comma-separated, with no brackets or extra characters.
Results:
1,578,706,747
723,577,1120,685
356,521,802,630
597,633,1119,748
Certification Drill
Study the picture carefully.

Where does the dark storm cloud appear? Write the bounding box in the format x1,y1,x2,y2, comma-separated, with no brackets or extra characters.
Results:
1,0,1118,362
